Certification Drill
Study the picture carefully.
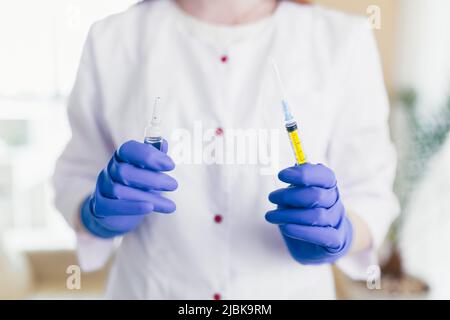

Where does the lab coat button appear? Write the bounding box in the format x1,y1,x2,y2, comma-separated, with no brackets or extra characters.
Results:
213,293,221,300
215,127,224,136
214,214,223,223
220,55,228,63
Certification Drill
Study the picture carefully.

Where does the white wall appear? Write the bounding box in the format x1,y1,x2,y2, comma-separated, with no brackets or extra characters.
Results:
394,0,450,113
0,0,137,98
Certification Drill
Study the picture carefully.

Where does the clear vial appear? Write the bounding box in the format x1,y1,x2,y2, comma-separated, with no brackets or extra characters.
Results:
144,136,163,150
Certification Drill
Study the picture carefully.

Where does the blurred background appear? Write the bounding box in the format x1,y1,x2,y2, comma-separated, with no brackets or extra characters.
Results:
0,0,449,299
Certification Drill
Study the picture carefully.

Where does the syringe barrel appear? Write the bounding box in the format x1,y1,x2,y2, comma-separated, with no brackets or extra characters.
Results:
285,121,307,165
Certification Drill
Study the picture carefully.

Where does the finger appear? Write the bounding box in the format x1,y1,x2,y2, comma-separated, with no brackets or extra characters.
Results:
281,235,335,265
94,188,175,216
278,163,336,188
117,140,175,171
97,215,147,234
280,224,345,250
142,191,176,213
268,186,338,208
95,172,176,215
108,156,178,191
99,169,172,201
93,188,154,217
265,203,344,227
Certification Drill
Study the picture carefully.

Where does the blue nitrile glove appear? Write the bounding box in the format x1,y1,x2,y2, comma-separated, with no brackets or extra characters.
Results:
265,163,353,265
81,140,177,238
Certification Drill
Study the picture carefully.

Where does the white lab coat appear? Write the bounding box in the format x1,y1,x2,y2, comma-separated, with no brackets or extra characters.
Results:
53,0,399,299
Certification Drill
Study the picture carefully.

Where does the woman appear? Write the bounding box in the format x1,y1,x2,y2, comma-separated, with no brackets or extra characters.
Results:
53,0,398,299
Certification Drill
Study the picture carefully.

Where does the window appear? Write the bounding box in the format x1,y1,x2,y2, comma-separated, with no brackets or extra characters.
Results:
0,0,137,250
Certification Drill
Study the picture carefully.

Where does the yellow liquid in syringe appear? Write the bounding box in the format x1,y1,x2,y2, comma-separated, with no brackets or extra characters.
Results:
286,122,307,165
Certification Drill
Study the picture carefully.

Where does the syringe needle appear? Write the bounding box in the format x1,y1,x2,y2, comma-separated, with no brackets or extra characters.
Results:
270,58,288,102
270,57,294,122
270,57,307,165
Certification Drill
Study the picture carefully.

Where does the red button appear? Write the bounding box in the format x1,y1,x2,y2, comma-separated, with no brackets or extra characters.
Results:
213,293,221,300
220,55,228,63
214,214,223,223
215,127,224,136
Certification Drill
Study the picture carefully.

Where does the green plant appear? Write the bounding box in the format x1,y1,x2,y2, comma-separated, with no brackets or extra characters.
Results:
392,89,450,239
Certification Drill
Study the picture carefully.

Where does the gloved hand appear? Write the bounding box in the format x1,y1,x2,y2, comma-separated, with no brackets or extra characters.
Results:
81,140,177,238
265,163,353,264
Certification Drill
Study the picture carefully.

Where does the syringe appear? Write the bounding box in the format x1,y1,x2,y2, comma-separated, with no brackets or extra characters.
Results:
144,97,163,150
271,59,307,165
